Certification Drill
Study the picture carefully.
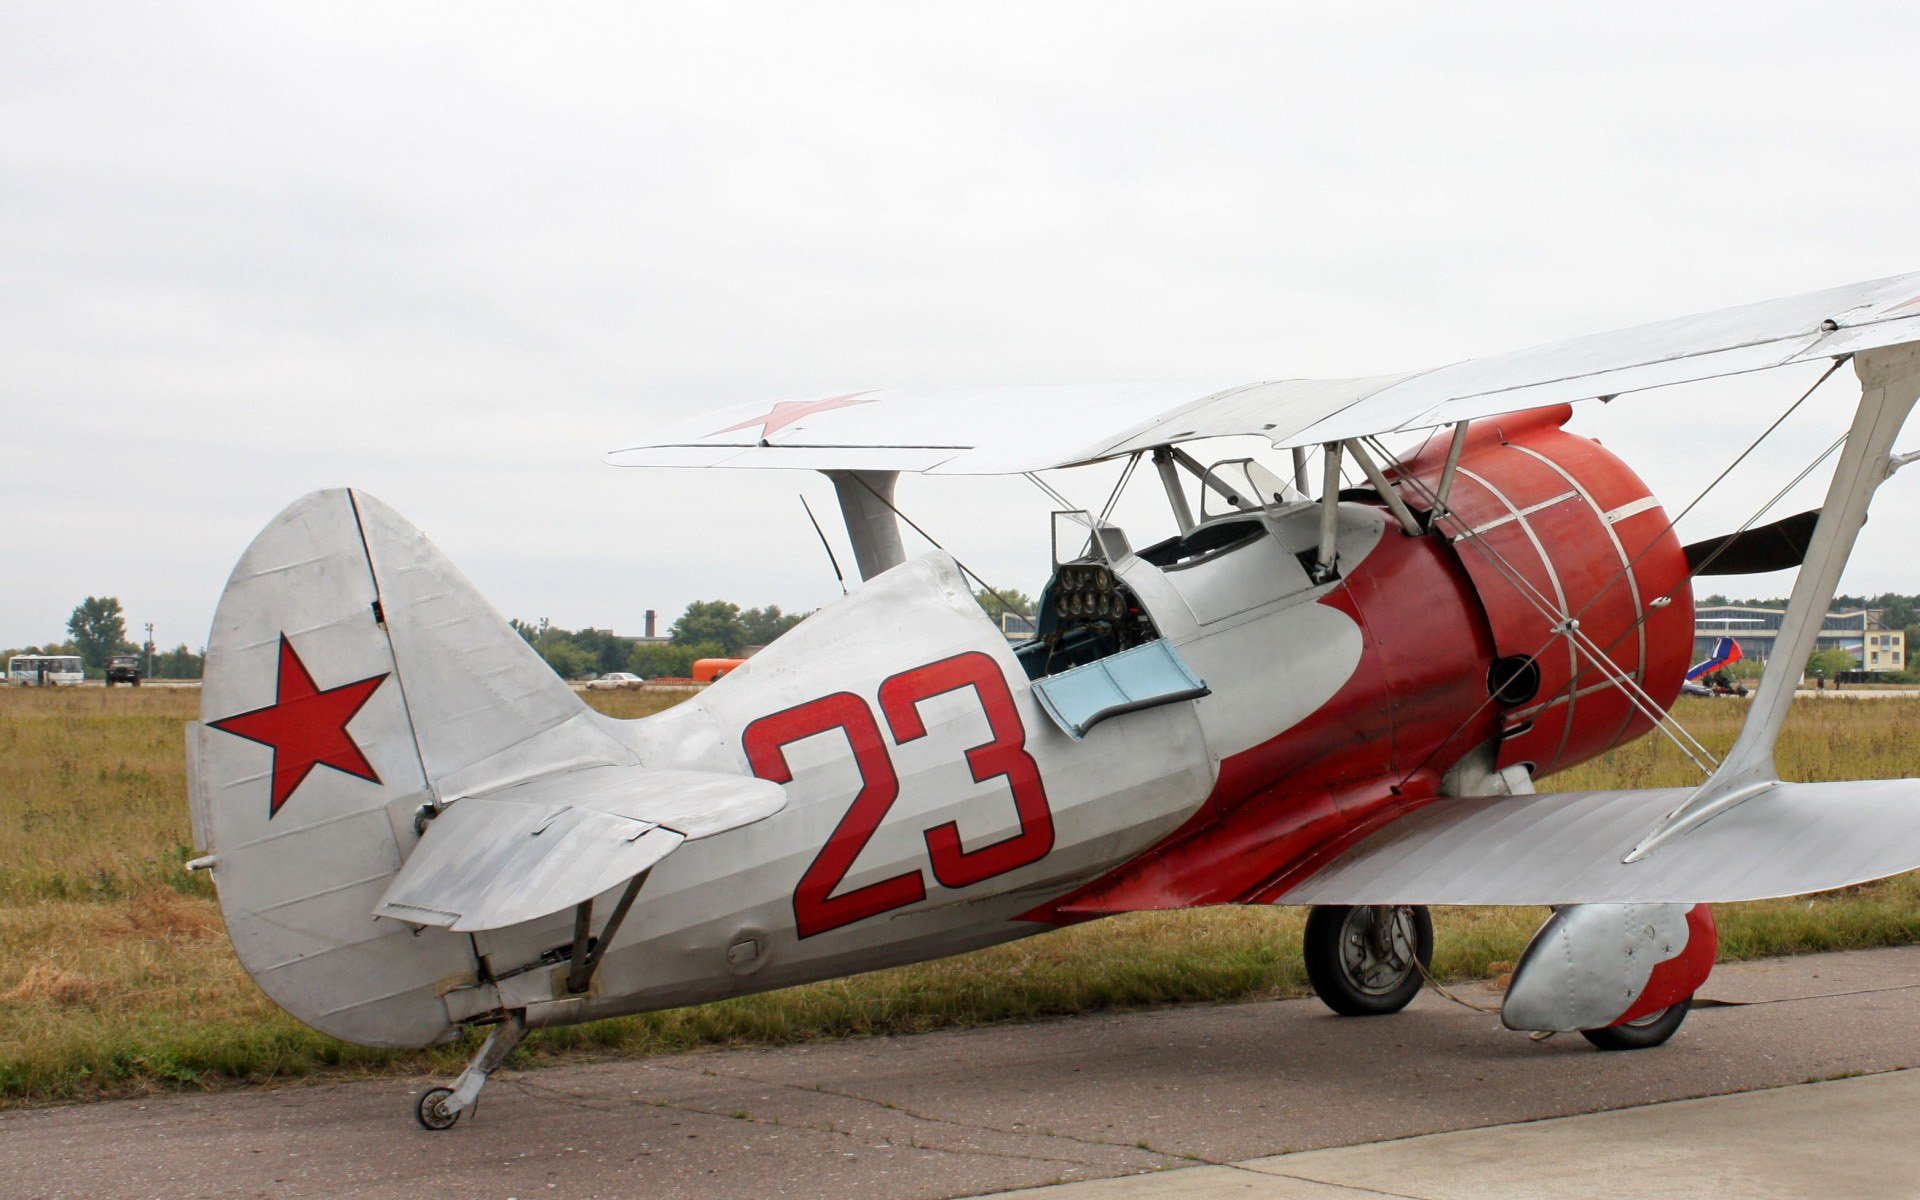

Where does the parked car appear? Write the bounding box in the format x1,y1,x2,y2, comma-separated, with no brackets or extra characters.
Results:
105,655,142,687
584,671,645,690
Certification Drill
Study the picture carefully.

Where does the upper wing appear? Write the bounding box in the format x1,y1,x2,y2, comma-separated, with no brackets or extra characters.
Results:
609,272,1920,475
1276,778,1920,906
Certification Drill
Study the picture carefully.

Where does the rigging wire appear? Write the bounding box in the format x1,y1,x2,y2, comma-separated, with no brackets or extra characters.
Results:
1373,354,1850,763
1499,358,1854,725
1099,452,1144,524
1553,429,1850,686
849,473,1028,618
1024,471,1078,512
1373,438,1719,783
1569,356,1849,631
798,495,848,596
1376,357,1854,787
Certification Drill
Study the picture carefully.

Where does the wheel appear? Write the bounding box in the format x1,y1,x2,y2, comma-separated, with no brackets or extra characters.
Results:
1580,1001,1690,1051
414,1086,460,1131
1303,904,1433,1016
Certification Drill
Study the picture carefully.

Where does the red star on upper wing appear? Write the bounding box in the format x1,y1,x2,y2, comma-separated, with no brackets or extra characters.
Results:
707,391,878,441
209,636,389,818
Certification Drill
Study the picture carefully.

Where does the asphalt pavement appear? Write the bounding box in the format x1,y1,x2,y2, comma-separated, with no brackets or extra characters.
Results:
3,945,1918,1200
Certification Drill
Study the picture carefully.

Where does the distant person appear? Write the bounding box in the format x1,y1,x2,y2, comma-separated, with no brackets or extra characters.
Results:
36,660,46,687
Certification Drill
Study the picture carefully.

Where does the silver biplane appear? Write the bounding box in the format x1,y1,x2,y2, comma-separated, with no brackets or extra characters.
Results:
186,273,1920,1129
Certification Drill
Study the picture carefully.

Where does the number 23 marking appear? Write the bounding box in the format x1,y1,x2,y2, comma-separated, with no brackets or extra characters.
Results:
742,651,1055,939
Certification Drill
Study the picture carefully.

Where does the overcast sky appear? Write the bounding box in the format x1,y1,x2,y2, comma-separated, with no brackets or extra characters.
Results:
7,3,1920,650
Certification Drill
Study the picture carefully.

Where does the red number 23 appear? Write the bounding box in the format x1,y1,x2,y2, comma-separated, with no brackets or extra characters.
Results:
742,651,1054,939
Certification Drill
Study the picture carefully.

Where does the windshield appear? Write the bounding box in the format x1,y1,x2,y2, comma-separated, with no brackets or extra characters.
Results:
1198,458,1301,522
1050,510,1131,566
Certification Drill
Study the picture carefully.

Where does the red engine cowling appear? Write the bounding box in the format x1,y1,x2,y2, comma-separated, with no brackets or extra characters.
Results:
1394,407,1695,780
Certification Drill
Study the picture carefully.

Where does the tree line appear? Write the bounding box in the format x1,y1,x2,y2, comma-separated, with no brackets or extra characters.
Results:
512,601,809,680
3,596,815,683
2,597,203,679
16,587,1911,684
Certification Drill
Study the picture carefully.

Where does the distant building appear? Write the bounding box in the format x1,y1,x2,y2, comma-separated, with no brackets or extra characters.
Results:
1694,604,1906,673
1000,611,1037,643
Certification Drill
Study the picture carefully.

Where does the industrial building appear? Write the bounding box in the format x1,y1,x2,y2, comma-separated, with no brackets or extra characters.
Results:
1694,604,1907,674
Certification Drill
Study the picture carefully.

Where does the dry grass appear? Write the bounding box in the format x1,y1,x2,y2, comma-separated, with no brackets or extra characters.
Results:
1,687,1917,1106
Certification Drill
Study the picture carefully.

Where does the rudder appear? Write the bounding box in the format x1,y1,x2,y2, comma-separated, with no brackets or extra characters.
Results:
189,488,605,1047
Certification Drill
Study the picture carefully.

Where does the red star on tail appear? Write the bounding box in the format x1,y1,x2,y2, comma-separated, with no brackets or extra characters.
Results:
209,636,389,817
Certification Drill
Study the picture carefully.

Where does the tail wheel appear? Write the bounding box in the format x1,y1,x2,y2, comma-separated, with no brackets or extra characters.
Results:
1303,904,1433,1016
1580,1002,1690,1051
414,1086,460,1131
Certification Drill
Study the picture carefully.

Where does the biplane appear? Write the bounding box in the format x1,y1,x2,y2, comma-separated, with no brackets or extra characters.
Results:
186,273,1920,1130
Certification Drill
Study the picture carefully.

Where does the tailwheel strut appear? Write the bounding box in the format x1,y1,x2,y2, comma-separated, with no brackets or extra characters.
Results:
413,1010,527,1132
411,870,650,1130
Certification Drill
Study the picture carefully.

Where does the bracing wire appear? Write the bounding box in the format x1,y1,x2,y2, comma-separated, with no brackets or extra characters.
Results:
1023,471,1078,512
1492,358,1854,725
1099,452,1144,524
1377,354,1855,785
850,473,1027,618
798,495,848,596
1373,437,1719,782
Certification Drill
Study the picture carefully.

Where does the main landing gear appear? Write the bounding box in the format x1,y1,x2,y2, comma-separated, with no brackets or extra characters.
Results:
1302,903,1698,1051
1303,904,1433,1016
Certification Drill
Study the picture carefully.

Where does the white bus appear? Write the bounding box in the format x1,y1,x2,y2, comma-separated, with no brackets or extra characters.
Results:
6,655,85,686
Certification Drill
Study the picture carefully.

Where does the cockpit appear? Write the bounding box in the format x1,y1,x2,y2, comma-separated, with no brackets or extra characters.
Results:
1013,454,1323,738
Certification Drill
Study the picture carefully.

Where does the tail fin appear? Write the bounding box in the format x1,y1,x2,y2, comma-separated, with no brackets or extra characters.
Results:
188,489,780,1047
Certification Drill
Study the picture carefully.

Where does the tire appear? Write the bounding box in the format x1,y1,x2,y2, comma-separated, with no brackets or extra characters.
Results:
414,1086,460,1131
1580,1002,1690,1051
1303,904,1433,1016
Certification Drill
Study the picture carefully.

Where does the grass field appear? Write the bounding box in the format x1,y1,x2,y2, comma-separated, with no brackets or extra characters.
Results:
2,686,1918,1107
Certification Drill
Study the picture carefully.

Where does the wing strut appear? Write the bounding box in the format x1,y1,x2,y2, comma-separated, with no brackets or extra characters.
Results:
824,469,906,580
1151,447,1197,533
1315,443,1343,581
1628,345,1920,861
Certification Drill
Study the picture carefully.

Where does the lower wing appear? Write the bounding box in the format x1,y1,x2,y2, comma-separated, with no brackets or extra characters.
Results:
1277,779,1920,906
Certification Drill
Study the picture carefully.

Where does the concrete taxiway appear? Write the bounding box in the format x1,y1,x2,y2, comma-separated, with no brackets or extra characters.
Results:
3,945,1918,1200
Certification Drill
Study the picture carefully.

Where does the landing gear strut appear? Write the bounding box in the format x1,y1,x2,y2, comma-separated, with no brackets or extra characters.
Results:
1303,904,1433,1016
412,1010,527,1132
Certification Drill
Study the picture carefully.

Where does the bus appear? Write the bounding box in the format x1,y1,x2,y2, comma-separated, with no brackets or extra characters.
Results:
6,655,85,686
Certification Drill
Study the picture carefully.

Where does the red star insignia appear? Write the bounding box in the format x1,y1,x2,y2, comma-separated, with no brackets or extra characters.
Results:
209,636,389,818
1888,292,1920,316
707,391,878,441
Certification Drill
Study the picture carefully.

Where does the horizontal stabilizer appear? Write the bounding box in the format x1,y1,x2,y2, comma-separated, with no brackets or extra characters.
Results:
377,765,785,932
1278,779,1920,906
1684,509,1823,575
